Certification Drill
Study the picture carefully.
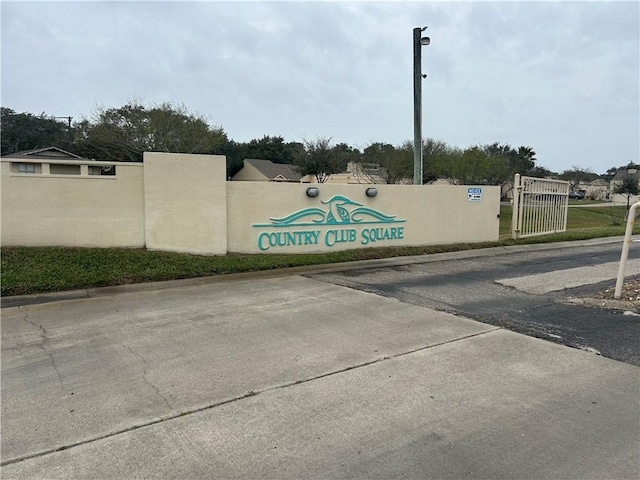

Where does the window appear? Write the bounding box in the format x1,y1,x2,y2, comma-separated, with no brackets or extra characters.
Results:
17,163,36,174
50,164,80,175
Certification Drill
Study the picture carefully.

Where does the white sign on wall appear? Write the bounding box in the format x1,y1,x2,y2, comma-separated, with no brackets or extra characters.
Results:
468,187,482,202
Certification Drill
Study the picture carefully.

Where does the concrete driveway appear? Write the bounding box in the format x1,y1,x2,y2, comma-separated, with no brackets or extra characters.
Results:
1,261,639,478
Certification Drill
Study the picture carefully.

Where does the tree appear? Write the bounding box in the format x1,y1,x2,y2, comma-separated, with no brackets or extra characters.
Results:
331,142,362,166
428,143,511,186
360,142,402,184
244,135,304,164
293,137,346,183
1,107,74,155
422,138,453,184
479,143,540,195
221,139,250,179
559,166,598,190
614,172,640,211
528,165,555,178
74,102,227,162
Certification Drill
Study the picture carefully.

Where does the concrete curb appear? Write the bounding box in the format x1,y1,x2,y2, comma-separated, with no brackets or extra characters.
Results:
1,236,626,309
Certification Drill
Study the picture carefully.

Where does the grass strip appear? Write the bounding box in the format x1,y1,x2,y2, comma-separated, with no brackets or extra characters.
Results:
2,206,638,297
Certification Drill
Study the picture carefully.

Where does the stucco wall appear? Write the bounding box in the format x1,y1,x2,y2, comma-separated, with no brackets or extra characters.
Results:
2,153,500,254
0,159,144,247
143,152,227,255
227,182,500,254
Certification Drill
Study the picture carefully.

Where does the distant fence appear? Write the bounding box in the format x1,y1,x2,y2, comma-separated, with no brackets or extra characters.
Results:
511,174,569,239
1,153,501,254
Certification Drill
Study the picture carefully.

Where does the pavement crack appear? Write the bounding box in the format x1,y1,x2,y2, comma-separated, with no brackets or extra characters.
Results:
124,345,173,410
2,328,500,468
21,310,64,390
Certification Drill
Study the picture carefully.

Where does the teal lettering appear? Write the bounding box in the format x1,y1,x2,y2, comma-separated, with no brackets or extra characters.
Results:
259,227,400,250
361,228,370,245
309,230,320,245
326,229,335,247
258,232,270,251
285,231,297,245
361,226,404,245
258,230,321,250
326,228,358,247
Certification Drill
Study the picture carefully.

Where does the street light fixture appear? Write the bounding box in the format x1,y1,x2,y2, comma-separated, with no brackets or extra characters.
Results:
413,26,430,185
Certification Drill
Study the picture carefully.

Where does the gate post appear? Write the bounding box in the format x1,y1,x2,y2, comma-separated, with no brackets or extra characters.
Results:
614,201,640,299
511,173,521,239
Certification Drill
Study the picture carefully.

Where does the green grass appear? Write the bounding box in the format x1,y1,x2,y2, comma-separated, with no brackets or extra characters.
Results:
499,204,629,236
2,205,638,297
567,198,606,206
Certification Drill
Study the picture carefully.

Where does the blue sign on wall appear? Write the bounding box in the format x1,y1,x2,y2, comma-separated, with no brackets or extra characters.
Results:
468,187,482,202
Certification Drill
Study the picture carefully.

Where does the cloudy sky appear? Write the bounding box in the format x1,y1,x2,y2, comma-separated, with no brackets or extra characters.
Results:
2,0,638,174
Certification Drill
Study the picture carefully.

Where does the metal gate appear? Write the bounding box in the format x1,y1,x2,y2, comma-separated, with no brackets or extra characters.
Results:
511,174,570,239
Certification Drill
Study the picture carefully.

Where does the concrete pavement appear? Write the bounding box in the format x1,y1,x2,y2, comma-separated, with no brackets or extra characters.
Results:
1,238,639,478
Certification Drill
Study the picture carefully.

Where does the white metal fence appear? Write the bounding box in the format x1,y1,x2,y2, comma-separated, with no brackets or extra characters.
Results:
511,174,570,239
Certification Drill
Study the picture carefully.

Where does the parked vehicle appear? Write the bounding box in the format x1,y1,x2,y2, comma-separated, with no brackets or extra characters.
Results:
568,190,585,200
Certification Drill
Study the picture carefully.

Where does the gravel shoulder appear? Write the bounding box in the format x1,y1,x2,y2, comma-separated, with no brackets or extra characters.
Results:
572,278,640,313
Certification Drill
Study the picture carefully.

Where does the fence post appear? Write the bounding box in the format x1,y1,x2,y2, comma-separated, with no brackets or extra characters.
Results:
614,201,640,299
511,173,521,239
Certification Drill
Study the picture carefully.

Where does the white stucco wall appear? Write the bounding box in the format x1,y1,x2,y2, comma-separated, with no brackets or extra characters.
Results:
227,182,500,254
143,152,227,255
2,153,500,254
0,159,144,247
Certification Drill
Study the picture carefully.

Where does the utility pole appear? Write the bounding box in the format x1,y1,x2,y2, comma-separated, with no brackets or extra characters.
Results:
413,27,430,185
54,116,73,129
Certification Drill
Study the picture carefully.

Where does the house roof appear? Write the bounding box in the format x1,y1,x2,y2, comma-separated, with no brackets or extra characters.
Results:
244,159,302,181
1,147,87,160
611,167,640,182
589,179,608,186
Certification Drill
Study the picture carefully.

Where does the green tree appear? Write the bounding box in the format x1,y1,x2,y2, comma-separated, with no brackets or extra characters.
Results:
361,142,404,184
429,144,510,186
422,138,452,184
1,107,74,155
74,102,227,162
244,135,304,164
294,137,346,183
559,166,598,190
480,143,540,195
221,139,250,179
331,142,362,166
528,165,555,178
614,172,640,211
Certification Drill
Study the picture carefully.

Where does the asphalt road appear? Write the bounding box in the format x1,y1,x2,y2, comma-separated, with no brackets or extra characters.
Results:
1,238,638,479
309,239,640,366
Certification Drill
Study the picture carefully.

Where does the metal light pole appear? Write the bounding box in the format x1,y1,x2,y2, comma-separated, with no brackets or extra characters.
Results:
413,27,430,185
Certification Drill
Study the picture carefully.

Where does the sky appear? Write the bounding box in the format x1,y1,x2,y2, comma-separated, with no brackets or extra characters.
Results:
1,0,638,174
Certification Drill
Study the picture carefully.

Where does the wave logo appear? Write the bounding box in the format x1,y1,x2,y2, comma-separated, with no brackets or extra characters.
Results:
252,195,406,227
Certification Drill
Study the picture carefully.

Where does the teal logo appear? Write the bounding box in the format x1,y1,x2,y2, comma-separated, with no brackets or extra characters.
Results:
253,195,406,250
253,195,405,226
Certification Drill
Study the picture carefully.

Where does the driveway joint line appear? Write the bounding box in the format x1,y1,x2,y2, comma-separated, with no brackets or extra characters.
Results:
0,327,500,468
